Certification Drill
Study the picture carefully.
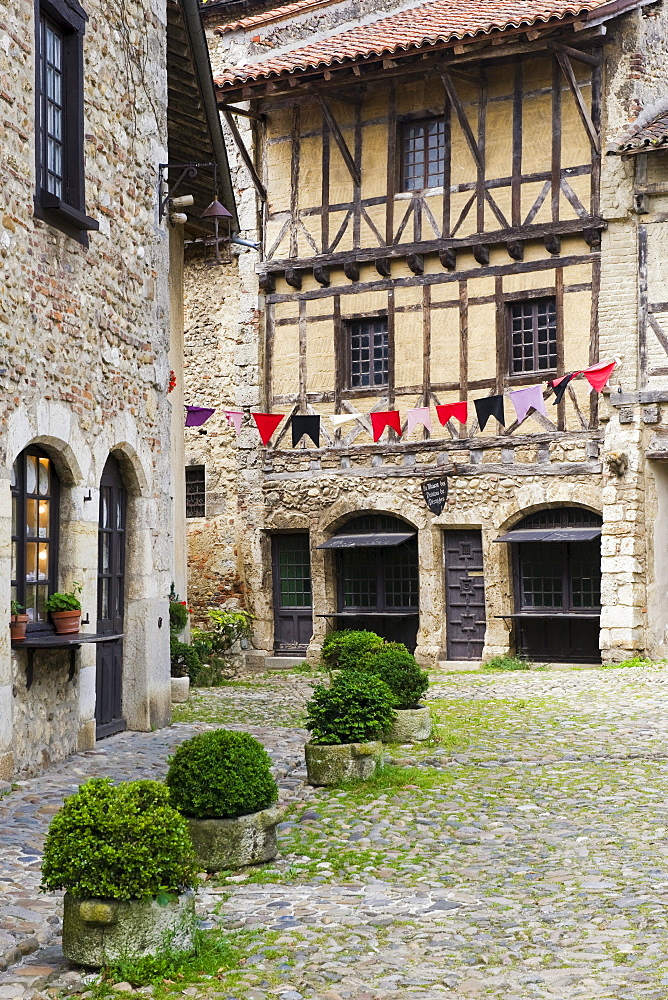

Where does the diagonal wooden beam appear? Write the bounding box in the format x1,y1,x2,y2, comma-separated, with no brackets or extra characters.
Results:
441,72,483,172
555,51,600,153
314,91,361,188
220,107,267,201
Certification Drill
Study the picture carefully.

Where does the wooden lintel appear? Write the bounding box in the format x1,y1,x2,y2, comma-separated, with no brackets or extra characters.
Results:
258,272,276,294
285,268,303,289
406,253,424,275
314,91,361,188
547,42,600,66
473,244,490,265
583,227,601,248
544,233,561,255
506,240,524,260
343,260,360,281
439,248,457,270
441,71,484,173
314,265,330,286
220,103,265,121
220,108,267,201
375,258,392,277
555,51,600,153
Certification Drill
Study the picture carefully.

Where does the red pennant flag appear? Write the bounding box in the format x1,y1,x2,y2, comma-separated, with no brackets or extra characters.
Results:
252,412,284,445
370,410,401,442
435,401,468,426
582,360,616,393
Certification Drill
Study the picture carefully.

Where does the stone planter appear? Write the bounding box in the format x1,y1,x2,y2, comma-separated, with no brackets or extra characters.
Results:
305,741,383,786
187,804,284,871
51,610,81,635
171,676,190,703
62,890,196,967
383,705,432,743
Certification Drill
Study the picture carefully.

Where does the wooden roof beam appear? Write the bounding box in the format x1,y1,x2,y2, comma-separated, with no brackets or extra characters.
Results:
220,106,267,201
313,90,361,188
555,50,600,153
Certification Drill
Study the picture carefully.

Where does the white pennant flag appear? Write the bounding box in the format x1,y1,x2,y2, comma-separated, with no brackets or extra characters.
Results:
330,413,359,429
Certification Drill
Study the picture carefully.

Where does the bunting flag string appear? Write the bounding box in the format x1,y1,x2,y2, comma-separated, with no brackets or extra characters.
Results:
370,410,402,442
223,410,244,434
184,406,216,427
252,412,284,445
549,372,577,406
329,413,359,429
292,414,320,448
436,401,467,426
406,406,432,435
582,359,616,392
508,384,547,424
474,395,505,432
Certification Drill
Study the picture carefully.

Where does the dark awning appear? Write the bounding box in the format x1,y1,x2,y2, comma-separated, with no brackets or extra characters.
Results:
495,527,602,543
317,532,416,549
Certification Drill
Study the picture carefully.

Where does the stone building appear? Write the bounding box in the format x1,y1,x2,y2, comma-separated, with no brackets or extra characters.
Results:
183,0,668,667
0,0,235,777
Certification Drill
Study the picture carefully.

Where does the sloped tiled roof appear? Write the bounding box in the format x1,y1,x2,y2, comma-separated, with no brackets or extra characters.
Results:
214,0,639,89
214,0,340,34
608,108,668,154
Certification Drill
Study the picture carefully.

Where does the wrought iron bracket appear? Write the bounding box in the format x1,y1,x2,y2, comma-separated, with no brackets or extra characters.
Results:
158,162,216,224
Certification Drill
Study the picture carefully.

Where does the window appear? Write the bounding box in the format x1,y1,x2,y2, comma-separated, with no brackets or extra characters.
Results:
401,118,446,191
35,0,98,243
185,466,205,518
347,318,389,389
515,508,602,612
336,515,418,613
11,448,59,627
508,298,558,375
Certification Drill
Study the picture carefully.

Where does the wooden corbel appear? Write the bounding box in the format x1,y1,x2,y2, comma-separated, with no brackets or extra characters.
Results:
406,253,424,275
473,244,490,266
506,240,524,261
583,228,601,249
258,272,276,293
285,268,303,289
439,248,456,270
313,265,330,287
544,233,561,255
375,258,391,277
344,260,360,282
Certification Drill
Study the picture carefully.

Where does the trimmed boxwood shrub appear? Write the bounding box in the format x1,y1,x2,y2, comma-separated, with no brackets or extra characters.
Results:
166,730,278,819
321,629,385,671
306,671,396,745
40,778,197,900
360,642,429,709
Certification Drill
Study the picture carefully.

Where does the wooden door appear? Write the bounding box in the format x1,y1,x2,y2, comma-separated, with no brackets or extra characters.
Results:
95,456,126,738
445,530,486,660
273,534,313,654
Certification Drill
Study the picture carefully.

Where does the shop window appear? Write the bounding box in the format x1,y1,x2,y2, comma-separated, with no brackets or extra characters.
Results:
185,466,205,518
508,298,557,375
11,447,59,627
401,118,446,191
347,318,389,389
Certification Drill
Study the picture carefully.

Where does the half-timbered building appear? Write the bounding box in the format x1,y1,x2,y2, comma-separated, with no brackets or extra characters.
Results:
185,0,668,666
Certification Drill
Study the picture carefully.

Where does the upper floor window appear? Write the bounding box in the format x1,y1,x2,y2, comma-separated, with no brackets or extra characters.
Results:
401,118,446,191
11,448,60,627
347,318,389,389
185,466,205,518
508,298,558,375
35,0,98,244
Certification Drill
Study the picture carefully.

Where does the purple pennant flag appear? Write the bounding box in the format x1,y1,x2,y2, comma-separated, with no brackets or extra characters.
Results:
185,406,216,427
508,385,546,424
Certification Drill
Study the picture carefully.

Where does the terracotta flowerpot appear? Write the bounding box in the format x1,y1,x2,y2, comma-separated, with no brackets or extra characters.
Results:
9,615,29,643
51,610,81,635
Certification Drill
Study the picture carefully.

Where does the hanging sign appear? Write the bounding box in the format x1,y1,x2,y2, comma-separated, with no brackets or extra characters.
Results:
421,477,449,515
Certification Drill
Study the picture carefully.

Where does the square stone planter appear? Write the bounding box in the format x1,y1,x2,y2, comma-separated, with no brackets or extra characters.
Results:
383,705,432,743
62,890,196,967
187,804,284,872
171,676,190,703
305,741,383,786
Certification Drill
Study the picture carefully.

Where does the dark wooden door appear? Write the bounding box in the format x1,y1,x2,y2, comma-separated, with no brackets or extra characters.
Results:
95,456,126,738
273,534,313,654
445,530,486,660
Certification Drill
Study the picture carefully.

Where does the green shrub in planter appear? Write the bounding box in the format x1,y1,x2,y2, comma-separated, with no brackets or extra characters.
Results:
321,629,385,671
360,642,429,709
166,730,277,819
170,635,201,680
41,778,197,900
306,671,396,745
169,599,189,636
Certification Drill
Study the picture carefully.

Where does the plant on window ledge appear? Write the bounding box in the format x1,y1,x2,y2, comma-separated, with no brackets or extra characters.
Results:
46,583,83,635
9,601,29,643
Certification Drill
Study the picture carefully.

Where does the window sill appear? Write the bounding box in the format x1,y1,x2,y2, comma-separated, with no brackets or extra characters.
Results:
34,192,99,245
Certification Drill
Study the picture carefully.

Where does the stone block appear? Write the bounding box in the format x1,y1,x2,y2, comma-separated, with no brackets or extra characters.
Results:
305,741,383,786
383,706,432,743
77,720,96,752
187,804,284,872
170,676,190,703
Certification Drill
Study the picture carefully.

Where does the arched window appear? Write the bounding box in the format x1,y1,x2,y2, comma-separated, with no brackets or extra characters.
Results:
11,447,59,626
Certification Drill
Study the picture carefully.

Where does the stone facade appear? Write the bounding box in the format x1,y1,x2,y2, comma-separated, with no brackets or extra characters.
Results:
0,0,177,777
183,0,668,667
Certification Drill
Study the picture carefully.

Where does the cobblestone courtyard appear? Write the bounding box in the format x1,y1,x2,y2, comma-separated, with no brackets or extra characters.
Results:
3,664,668,999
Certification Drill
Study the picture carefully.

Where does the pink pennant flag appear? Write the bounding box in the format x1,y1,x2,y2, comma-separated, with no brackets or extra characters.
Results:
508,385,547,424
224,410,243,434
582,359,616,393
406,406,432,436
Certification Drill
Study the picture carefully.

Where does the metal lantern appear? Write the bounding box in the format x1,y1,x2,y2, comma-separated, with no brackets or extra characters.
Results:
200,198,232,265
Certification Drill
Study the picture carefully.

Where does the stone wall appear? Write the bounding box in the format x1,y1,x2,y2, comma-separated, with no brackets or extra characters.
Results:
0,0,175,776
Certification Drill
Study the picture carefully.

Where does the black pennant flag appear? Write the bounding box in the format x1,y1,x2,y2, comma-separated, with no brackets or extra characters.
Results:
474,394,505,432
550,372,576,405
292,414,320,448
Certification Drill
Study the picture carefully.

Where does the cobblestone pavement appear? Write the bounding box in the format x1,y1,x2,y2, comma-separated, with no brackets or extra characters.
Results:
4,667,668,999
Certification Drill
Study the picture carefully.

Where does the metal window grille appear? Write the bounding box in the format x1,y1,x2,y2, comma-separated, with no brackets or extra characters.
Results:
39,16,64,198
349,318,389,388
509,299,557,374
402,118,446,191
185,466,205,518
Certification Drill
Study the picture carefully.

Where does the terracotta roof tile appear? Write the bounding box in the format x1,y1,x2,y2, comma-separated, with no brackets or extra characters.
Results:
214,0,342,34
609,108,668,153
214,0,635,89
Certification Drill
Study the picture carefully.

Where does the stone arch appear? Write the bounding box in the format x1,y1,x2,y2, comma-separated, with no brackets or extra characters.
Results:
104,442,150,497
320,493,426,539
494,483,604,534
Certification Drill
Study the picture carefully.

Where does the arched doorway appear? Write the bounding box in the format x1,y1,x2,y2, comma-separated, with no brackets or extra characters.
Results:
318,514,419,650
95,455,127,738
497,507,602,662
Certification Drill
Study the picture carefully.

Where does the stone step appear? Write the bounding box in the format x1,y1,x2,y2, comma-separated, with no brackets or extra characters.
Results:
263,656,305,670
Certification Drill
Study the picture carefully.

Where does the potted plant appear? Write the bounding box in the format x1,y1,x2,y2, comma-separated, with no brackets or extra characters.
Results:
304,671,396,786
9,601,29,643
45,583,83,635
41,777,198,967
169,597,193,702
321,629,385,672
166,729,282,871
359,642,431,742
